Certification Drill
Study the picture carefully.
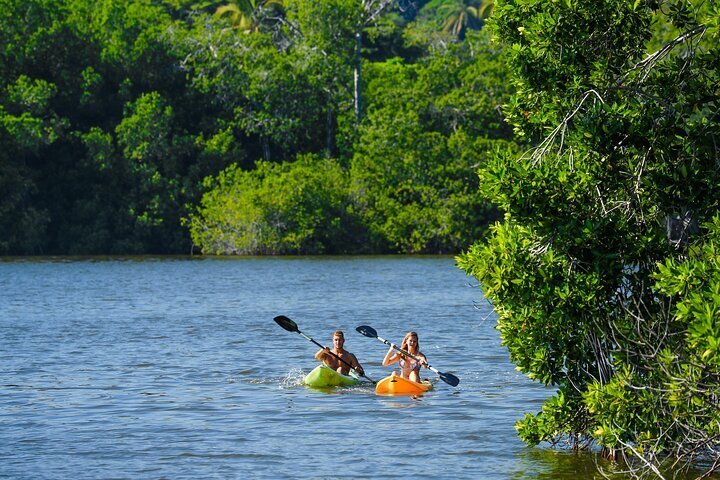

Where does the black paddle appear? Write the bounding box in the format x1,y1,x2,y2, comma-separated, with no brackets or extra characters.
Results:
274,315,376,384
355,325,460,387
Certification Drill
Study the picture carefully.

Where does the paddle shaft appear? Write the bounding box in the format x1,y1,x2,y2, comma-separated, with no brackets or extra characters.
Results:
298,332,375,384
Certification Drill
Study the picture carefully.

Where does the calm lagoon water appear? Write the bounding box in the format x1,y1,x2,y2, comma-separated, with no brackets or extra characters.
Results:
1,256,713,479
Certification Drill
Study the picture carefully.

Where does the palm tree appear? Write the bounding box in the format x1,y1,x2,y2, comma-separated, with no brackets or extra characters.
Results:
437,0,483,39
214,0,284,33
478,0,495,18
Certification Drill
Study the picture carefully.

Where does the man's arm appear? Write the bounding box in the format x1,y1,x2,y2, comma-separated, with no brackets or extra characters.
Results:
350,353,364,375
314,348,329,362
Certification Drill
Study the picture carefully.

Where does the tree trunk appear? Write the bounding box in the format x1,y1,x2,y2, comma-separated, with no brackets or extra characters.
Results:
354,32,362,124
262,136,270,161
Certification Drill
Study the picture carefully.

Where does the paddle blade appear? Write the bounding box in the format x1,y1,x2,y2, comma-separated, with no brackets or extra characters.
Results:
355,325,378,338
274,315,299,333
439,371,460,387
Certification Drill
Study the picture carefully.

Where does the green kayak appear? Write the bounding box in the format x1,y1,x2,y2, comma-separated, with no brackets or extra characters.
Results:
304,365,359,388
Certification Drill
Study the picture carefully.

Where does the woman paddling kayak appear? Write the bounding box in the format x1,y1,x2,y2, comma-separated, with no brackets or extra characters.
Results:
381,331,427,383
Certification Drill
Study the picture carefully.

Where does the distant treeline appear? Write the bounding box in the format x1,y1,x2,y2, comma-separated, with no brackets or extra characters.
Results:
0,0,511,255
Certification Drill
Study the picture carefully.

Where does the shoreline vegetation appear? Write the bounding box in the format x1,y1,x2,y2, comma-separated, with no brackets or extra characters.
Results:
2,0,719,477
458,1,720,478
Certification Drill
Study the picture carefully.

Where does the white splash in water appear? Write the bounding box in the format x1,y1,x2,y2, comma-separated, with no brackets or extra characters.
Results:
279,368,305,389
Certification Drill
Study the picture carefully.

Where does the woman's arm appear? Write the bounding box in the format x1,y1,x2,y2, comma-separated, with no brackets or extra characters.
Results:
382,344,398,366
418,353,428,368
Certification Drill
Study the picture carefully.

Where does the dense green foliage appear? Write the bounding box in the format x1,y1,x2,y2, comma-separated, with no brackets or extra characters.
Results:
351,34,515,252
0,0,506,255
458,0,720,474
187,155,367,254
187,28,514,254
0,0,231,253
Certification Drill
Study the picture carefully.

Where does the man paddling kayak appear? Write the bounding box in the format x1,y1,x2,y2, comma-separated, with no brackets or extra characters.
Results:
315,330,365,376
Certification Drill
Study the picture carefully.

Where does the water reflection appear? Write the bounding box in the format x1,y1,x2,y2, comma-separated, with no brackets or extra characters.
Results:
377,397,427,408
513,449,617,479
513,447,720,479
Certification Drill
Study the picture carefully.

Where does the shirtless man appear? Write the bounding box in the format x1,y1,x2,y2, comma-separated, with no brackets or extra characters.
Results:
314,330,365,376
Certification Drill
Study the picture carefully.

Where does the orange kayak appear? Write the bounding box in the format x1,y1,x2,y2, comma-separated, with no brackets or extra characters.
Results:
375,374,432,396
